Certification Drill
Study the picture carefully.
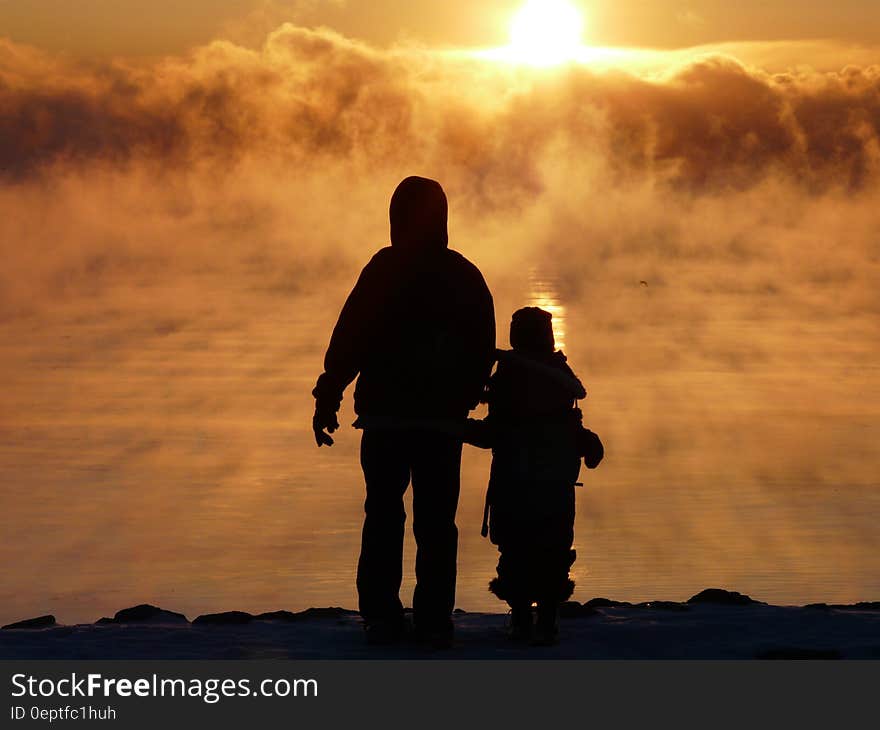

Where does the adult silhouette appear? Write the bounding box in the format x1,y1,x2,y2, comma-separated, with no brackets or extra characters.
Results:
312,176,495,646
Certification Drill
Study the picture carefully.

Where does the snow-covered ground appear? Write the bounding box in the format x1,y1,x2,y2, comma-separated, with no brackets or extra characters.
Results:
2,591,878,659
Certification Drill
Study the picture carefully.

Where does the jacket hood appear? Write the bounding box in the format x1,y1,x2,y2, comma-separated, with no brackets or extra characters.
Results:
510,306,555,354
389,176,448,251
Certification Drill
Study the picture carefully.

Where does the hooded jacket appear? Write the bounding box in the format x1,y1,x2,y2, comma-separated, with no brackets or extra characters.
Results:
313,177,496,421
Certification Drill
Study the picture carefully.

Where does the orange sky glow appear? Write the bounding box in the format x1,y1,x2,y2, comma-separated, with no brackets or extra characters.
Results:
2,0,880,59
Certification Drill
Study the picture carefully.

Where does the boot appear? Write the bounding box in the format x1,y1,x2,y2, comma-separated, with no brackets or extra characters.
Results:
413,618,454,650
533,602,559,646
363,615,408,646
508,603,533,641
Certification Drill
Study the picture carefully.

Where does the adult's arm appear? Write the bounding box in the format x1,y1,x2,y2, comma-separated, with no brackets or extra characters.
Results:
467,267,496,410
312,250,390,445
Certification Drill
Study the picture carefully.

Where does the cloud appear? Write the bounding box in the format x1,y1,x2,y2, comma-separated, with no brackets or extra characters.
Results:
2,25,879,343
2,26,880,191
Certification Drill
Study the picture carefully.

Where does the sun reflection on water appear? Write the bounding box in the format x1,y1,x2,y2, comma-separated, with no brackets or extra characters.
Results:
527,269,566,352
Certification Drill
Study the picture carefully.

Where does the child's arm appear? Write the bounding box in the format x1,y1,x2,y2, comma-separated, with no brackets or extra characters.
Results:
463,417,494,449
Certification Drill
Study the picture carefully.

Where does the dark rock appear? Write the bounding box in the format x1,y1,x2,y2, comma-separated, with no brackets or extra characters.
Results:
254,607,359,623
193,611,253,626
583,597,632,608
687,589,763,606
756,647,842,660
2,615,56,630
95,617,116,625
113,605,188,624
845,602,880,611
559,601,597,618
453,608,467,615
636,601,689,611
295,607,358,620
254,610,300,623
805,601,880,612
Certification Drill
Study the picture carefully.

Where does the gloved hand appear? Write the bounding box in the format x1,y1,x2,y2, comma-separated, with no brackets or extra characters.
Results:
312,373,343,447
312,401,340,447
579,427,604,469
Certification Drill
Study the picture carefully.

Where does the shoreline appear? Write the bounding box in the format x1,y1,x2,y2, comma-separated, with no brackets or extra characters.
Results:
3,589,879,659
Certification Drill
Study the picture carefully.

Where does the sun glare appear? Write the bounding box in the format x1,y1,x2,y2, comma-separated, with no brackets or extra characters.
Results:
508,0,585,66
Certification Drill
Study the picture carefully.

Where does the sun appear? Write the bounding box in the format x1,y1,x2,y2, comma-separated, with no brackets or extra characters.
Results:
508,0,586,66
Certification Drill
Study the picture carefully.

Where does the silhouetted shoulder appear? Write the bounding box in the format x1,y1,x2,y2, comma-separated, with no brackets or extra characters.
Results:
445,247,482,271
361,246,396,271
445,248,491,287
348,246,400,292
368,246,395,261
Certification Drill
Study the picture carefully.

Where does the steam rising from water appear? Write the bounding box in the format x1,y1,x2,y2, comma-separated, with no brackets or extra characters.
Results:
0,26,879,623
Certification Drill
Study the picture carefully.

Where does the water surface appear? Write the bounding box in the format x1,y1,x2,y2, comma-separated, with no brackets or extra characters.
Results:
1,269,878,625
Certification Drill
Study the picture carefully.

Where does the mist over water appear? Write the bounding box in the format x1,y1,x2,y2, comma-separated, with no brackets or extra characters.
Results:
1,25,879,624
2,263,878,625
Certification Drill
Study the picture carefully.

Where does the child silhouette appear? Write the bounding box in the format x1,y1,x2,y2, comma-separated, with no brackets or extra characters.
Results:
467,307,602,644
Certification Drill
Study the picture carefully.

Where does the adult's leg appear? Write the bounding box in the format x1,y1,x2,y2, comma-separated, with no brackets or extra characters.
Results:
356,429,411,626
410,433,463,632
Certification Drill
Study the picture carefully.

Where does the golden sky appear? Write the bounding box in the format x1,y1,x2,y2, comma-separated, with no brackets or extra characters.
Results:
2,0,880,56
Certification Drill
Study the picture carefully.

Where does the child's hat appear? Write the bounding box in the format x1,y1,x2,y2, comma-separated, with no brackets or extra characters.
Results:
510,307,555,354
